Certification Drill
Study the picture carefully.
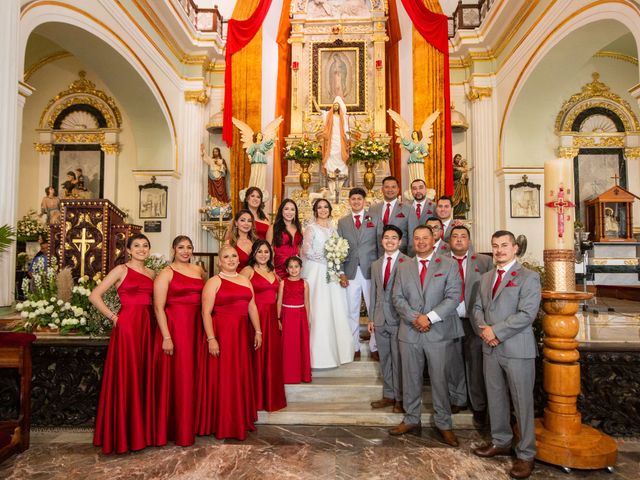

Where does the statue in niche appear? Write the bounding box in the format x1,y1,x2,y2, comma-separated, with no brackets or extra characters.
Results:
314,96,351,197
201,144,229,203
40,186,61,226
604,207,620,237
387,109,440,185
452,154,473,219
233,116,283,201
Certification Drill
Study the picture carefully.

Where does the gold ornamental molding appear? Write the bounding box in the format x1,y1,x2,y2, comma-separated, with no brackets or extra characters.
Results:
572,135,625,148
466,86,492,102
558,147,579,159
34,143,54,153
39,71,122,128
24,51,72,82
100,143,120,155
53,132,105,144
625,147,640,158
594,50,638,66
184,90,209,105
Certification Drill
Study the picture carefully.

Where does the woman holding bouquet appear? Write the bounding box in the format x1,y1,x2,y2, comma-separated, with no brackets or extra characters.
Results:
300,199,354,368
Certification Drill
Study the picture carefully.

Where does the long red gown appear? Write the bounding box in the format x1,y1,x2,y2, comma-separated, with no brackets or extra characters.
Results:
255,220,269,240
251,272,286,411
273,230,302,278
235,245,250,272
151,269,204,447
94,266,154,454
195,278,257,440
281,278,311,384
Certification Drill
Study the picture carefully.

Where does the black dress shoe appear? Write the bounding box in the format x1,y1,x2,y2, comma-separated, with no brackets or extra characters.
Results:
472,409,487,427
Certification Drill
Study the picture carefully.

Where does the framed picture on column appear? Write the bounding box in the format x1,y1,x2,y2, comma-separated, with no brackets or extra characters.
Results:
139,177,168,219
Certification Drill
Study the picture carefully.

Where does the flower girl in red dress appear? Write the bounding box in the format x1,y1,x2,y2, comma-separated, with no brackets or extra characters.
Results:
278,256,311,384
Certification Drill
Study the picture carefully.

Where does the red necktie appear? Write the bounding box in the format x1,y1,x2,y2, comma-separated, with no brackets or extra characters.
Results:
415,203,422,219
354,214,361,229
419,259,428,286
492,269,505,299
383,203,391,226
383,256,392,289
455,256,466,301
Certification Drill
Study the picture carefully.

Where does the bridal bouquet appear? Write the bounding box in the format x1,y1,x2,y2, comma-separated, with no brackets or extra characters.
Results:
324,232,349,283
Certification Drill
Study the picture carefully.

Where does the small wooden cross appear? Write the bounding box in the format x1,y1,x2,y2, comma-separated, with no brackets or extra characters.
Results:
611,173,620,186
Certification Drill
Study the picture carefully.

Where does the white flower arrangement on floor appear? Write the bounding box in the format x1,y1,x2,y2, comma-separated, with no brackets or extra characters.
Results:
324,232,349,283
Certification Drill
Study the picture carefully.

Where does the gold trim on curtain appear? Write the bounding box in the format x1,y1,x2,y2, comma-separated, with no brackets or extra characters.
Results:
386,0,402,181
230,0,262,213
412,0,446,199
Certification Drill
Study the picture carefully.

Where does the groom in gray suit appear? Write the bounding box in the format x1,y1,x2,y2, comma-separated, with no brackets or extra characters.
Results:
368,225,410,413
391,225,463,446
472,230,541,480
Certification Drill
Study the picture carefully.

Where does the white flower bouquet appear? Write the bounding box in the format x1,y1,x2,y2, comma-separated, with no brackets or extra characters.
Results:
324,232,349,283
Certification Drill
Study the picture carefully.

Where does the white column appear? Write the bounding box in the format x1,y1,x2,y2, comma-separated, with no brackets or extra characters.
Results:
177,92,207,249
0,0,21,306
468,85,498,252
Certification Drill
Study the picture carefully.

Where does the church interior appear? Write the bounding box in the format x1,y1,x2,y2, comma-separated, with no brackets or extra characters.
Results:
1,0,640,478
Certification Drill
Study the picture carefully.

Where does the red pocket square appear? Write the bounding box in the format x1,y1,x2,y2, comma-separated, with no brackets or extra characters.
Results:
427,210,433,214
366,222,375,228
506,281,517,287
474,267,480,272
434,273,444,277
395,212,405,218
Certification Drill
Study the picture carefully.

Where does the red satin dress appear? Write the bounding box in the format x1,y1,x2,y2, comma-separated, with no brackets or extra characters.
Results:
281,278,311,384
94,266,154,454
235,246,250,272
152,269,204,447
251,272,286,411
273,230,302,278
195,278,257,440
255,220,269,240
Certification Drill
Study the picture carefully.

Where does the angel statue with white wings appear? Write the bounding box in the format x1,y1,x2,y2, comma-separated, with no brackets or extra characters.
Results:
387,109,440,184
232,116,283,201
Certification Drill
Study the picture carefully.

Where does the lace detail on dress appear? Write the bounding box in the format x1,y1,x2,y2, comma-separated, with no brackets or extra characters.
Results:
302,222,334,264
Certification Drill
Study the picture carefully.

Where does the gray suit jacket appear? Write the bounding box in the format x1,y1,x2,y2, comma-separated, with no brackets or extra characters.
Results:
407,200,436,256
369,252,410,327
471,262,541,359
392,255,463,344
369,201,410,253
337,211,379,280
433,239,451,257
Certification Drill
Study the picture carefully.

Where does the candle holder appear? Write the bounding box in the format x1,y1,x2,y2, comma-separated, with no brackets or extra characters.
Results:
202,219,229,247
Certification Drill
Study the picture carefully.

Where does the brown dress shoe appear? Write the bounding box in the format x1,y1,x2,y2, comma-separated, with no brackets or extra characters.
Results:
353,351,361,360
370,351,380,361
393,401,405,414
473,443,513,458
388,422,422,436
436,428,459,447
370,397,395,409
450,404,468,414
509,458,535,479
472,409,487,427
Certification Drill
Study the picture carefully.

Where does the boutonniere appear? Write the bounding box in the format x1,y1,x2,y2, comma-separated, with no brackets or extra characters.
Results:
435,258,441,263
506,280,517,287
471,255,477,260
440,245,447,250
398,258,405,263
434,273,444,277
474,267,480,272
511,271,517,277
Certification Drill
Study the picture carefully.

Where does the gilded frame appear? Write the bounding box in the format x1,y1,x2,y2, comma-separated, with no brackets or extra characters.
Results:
311,39,366,114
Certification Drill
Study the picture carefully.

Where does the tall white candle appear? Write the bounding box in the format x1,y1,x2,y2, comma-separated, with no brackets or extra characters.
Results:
544,158,575,250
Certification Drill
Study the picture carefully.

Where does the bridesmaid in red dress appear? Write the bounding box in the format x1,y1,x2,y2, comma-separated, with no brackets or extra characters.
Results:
226,209,257,272
151,235,205,447
242,186,270,240
278,256,311,384
240,240,287,412
267,199,303,278
196,245,263,440
89,234,155,454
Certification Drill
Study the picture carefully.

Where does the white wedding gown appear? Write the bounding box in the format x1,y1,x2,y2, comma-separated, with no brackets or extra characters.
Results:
301,222,354,368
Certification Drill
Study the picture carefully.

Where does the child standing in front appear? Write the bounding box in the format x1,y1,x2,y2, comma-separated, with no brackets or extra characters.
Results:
278,256,311,384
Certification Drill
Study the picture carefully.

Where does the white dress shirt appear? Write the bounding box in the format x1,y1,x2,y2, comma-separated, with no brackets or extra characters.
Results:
415,251,442,324
381,249,400,283
493,258,518,288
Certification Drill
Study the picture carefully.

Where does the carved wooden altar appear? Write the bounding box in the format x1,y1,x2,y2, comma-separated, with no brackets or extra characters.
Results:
49,199,141,279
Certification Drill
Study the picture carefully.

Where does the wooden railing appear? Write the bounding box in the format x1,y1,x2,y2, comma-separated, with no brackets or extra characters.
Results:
448,0,496,38
177,0,223,35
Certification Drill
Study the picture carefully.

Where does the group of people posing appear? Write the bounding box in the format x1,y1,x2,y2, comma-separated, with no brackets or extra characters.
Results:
89,178,541,480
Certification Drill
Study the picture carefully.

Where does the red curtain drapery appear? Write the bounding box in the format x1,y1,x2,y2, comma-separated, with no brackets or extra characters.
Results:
399,0,453,195
386,0,402,181
222,0,273,146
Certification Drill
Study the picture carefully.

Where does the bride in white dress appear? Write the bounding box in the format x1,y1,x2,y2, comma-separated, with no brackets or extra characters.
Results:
301,199,354,368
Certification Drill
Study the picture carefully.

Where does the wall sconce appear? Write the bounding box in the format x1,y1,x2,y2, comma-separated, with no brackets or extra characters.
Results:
292,61,299,71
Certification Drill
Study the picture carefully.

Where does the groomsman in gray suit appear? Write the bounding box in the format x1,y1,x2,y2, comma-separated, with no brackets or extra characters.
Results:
368,176,410,254
426,217,451,257
448,225,493,424
368,225,410,413
338,187,379,359
390,225,463,446
436,196,462,242
472,230,541,480
407,179,436,257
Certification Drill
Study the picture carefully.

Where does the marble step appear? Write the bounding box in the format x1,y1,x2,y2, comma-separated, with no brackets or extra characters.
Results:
311,359,380,378
285,377,432,403
257,401,476,428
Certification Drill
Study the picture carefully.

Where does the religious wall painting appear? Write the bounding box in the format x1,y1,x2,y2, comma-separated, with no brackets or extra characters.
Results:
509,175,541,218
139,177,168,219
306,0,371,18
311,40,366,113
52,145,104,200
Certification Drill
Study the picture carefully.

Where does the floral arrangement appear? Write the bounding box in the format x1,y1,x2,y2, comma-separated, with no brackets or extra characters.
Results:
324,232,349,283
16,209,49,242
284,136,322,163
145,253,170,273
349,136,390,165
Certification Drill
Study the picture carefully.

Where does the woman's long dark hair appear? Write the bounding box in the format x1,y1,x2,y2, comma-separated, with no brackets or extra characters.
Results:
242,186,267,221
229,209,257,246
247,239,275,271
273,199,302,247
312,198,332,218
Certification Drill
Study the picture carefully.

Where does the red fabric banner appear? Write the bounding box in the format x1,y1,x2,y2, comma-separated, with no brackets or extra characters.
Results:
222,0,273,146
399,0,453,195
